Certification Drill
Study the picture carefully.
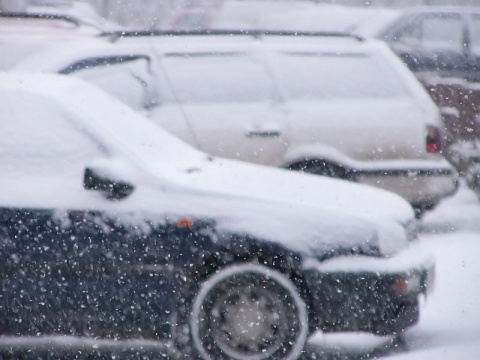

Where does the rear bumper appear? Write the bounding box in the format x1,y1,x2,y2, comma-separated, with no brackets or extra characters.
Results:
302,241,435,335
354,163,459,206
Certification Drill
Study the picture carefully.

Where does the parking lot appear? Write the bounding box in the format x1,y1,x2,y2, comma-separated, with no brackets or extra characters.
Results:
1,2,480,360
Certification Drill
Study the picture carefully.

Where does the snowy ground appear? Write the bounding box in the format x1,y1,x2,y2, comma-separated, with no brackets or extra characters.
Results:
304,181,480,359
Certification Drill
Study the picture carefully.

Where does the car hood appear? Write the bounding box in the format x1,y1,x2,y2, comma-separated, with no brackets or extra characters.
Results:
175,157,414,224
145,157,415,258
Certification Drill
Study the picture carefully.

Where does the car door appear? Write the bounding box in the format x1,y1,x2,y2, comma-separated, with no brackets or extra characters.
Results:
0,90,176,339
385,12,468,78
156,51,289,166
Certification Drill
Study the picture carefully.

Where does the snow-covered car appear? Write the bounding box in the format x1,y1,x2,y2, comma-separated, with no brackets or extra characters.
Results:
0,72,435,359
0,11,110,70
17,32,459,216
204,0,399,34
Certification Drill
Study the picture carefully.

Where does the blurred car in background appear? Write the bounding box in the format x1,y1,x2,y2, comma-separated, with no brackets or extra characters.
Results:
0,12,103,70
164,0,399,33
350,6,480,199
0,72,434,359
18,32,459,216
351,7,480,83
200,2,480,84
0,0,123,71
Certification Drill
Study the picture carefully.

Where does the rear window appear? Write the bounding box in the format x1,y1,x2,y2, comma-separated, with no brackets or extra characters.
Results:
271,52,409,100
161,53,276,103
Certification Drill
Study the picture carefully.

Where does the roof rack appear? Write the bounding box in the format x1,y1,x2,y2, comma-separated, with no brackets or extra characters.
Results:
0,12,80,27
102,29,364,42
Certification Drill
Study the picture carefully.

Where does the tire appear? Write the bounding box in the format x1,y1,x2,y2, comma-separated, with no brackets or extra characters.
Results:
190,263,309,360
288,160,353,180
412,203,436,219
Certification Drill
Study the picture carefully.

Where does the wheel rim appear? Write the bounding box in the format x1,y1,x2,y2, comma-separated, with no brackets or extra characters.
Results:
190,264,308,360
211,284,287,358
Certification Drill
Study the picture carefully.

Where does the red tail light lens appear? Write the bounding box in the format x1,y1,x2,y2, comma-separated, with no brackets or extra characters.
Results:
426,125,442,153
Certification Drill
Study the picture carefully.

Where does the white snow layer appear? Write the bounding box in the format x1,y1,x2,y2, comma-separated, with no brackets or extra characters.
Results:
0,72,415,258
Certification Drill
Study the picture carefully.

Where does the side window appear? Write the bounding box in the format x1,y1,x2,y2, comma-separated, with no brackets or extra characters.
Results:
59,56,159,110
420,14,464,52
161,53,276,104
470,15,480,55
394,14,464,53
0,91,106,185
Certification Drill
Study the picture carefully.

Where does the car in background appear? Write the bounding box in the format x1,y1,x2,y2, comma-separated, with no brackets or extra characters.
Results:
349,7,480,194
0,10,113,70
161,0,399,34
0,72,436,360
18,32,459,216
350,6,480,83
202,3,480,83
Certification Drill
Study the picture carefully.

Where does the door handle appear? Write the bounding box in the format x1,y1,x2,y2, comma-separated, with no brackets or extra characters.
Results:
245,130,281,138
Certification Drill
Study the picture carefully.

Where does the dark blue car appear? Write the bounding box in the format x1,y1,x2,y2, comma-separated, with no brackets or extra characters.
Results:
0,73,435,360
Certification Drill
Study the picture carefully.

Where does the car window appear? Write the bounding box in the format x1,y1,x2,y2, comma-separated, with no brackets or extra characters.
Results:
470,14,480,55
161,53,276,104
421,14,464,52
0,91,106,180
394,14,464,53
59,55,158,110
270,52,409,100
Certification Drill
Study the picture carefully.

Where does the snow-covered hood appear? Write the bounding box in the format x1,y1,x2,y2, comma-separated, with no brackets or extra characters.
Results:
150,156,415,259
184,157,414,224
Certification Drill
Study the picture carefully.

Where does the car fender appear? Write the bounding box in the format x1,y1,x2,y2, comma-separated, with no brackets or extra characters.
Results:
281,143,355,170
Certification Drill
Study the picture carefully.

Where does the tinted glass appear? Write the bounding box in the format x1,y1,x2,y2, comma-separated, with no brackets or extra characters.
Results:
421,14,464,52
471,14,480,55
394,14,464,53
162,53,275,103
62,56,157,110
271,52,409,100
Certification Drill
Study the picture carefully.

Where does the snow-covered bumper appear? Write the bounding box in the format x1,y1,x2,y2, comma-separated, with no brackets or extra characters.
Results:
302,241,435,335
354,162,459,207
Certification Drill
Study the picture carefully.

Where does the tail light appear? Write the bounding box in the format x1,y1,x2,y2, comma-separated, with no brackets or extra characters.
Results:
426,125,442,153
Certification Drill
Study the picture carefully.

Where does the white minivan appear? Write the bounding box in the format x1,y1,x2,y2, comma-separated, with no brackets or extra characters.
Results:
17,31,459,216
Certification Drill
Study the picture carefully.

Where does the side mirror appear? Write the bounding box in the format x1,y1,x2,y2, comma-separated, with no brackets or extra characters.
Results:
84,167,134,201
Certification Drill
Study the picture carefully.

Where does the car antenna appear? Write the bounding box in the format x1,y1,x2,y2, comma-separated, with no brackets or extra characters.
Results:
155,56,203,150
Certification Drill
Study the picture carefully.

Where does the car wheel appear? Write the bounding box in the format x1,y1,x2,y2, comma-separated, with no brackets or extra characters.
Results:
190,263,308,360
412,203,436,219
288,160,353,180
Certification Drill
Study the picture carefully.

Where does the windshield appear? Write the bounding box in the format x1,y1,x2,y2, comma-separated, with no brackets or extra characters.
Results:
272,52,409,100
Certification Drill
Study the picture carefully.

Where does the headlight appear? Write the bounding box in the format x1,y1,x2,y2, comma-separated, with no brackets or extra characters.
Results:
393,273,422,295
377,221,409,257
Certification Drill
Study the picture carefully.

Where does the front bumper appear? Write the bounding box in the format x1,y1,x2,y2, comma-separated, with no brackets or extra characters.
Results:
302,241,435,335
